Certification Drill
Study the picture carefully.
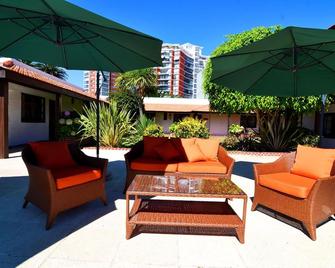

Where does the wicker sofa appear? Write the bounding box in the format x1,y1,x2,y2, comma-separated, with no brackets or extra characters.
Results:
124,136,235,192
22,141,108,229
252,145,335,240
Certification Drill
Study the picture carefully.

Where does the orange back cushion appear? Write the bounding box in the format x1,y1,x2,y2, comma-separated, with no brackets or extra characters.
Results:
291,145,335,180
183,143,207,162
29,141,76,169
195,138,220,160
142,136,169,159
171,138,196,161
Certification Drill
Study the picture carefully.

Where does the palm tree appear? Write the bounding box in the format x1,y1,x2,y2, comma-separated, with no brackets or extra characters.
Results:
33,63,68,80
18,59,68,80
115,68,157,115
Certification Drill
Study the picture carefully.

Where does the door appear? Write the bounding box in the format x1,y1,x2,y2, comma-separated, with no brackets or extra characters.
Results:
49,100,56,140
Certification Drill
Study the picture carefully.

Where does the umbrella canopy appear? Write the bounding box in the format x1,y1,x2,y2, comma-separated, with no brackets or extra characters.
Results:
210,26,335,96
0,0,163,157
0,0,162,71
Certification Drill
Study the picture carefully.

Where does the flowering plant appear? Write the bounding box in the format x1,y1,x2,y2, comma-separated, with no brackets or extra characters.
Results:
58,111,80,139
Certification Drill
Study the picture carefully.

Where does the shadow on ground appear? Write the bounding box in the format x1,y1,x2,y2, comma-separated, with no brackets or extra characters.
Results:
0,160,125,267
233,161,259,180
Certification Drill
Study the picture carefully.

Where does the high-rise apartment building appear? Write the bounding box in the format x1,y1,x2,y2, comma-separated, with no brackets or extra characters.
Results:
158,43,208,98
83,71,118,100
83,43,208,99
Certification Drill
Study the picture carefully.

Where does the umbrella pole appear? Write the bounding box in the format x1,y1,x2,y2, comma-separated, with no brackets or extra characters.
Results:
319,94,326,147
96,71,101,158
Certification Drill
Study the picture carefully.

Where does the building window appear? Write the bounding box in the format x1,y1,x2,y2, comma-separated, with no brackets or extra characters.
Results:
163,112,168,120
324,113,335,138
173,113,190,122
21,93,45,123
240,114,257,128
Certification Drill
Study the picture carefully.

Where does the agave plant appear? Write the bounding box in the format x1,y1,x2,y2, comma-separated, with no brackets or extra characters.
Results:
78,100,135,147
258,111,304,152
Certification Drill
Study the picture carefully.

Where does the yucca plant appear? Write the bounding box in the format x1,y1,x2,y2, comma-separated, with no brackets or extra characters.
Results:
78,101,135,147
258,111,304,151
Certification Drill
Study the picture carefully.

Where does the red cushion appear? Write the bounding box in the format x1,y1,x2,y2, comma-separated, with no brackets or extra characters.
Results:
52,166,102,190
29,141,76,169
142,136,169,159
154,140,181,161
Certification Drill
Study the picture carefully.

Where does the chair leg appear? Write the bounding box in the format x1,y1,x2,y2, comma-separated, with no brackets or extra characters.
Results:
100,194,108,206
304,223,317,241
251,201,258,211
22,199,29,208
46,212,58,230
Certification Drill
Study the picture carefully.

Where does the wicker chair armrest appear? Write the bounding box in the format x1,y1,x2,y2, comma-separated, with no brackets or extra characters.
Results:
217,146,235,178
26,164,56,191
253,152,296,183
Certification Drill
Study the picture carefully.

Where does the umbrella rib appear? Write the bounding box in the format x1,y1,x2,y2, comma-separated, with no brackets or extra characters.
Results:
244,54,287,94
211,53,282,82
41,0,57,15
15,9,55,43
288,28,297,46
301,50,335,75
0,3,162,42
0,20,49,53
59,25,68,68
64,22,124,72
74,22,162,66
212,48,288,59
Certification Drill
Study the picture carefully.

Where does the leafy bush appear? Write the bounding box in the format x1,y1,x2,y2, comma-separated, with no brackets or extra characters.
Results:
296,128,320,147
78,101,135,147
229,124,244,136
143,124,164,137
169,117,209,138
258,111,304,151
221,135,239,150
57,111,81,139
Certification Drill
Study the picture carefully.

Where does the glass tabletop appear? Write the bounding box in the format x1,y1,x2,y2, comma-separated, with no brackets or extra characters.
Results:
127,174,246,197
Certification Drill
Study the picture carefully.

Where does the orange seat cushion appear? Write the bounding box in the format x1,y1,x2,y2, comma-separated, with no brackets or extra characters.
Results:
259,172,316,198
177,160,227,174
291,145,335,179
29,141,76,169
154,140,181,162
142,136,169,159
195,138,220,160
52,166,102,190
130,157,178,172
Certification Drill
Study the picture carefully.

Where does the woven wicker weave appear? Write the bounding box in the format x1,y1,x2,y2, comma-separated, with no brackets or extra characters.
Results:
252,152,335,240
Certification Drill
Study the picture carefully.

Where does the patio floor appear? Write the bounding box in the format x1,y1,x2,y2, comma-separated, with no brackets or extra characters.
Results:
0,149,334,268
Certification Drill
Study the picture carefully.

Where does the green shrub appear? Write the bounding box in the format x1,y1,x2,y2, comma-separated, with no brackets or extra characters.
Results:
169,117,209,138
78,100,135,147
221,135,239,150
143,124,164,137
228,124,244,136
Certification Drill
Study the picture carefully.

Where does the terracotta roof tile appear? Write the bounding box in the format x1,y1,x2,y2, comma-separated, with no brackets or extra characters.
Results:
0,58,97,100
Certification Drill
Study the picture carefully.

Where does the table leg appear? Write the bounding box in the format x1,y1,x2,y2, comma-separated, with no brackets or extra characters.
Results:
126,194,133,239
236,196,247,244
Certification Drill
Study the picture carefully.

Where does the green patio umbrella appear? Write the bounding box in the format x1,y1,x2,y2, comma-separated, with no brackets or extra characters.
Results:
0,0,162,157
210,26,335,145
210,26,335,97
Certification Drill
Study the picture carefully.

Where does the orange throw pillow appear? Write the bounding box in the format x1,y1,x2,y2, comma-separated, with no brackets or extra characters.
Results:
183,143,207,162
195,138,220,160
142,136,168,159
171,138,196,161
29,141,76,169
291,145,335,180
154,140,181,162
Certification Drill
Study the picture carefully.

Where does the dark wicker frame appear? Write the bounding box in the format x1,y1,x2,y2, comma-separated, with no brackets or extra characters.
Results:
124,141,235,193
22,142,108,230
252,152,335,240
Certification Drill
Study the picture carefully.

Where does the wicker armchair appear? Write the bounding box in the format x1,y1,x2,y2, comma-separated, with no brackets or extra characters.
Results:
252,152,335,240
22,141,108,230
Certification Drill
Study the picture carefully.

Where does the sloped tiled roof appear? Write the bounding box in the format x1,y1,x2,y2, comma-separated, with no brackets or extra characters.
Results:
0,58,97,100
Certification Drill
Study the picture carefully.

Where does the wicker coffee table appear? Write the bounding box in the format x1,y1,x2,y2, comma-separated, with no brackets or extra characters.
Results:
126,174,247,243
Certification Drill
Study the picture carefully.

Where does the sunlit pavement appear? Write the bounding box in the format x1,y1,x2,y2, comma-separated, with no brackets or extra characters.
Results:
0,149,334,268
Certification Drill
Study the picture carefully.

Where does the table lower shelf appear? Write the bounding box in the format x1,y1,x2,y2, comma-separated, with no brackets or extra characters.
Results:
129,199,243,228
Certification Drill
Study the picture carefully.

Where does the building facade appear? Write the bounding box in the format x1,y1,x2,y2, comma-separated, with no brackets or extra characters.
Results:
83,71,118,100
158,43,208,98
83,43,209,99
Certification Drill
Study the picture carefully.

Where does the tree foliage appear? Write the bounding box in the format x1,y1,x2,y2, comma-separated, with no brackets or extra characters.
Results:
19,60,68,80
203,26,326,115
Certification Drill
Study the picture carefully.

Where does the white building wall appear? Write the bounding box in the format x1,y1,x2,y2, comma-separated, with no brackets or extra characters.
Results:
8,82,55,146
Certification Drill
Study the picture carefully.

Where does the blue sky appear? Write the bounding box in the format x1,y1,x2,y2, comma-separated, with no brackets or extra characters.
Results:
67,0,335,87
